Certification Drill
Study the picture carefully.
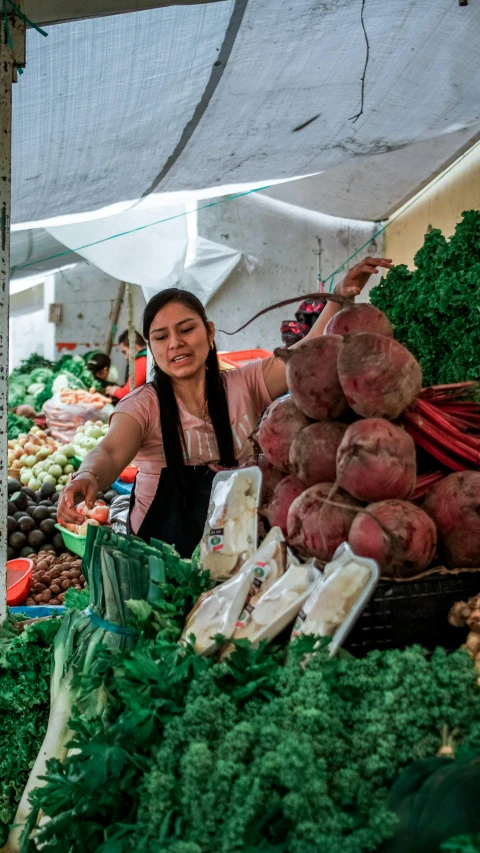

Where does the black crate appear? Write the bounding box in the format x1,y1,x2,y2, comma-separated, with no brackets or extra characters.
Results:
344,572,480,655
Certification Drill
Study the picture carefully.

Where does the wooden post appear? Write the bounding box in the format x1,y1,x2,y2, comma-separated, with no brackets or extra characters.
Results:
105,280,126,357
126,283,136,392
0,5,26,622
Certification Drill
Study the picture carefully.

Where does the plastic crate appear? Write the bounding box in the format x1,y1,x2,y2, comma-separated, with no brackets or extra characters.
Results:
218,349,273,369
344,571,480,655
112,478,133,495
54,523,86,558
10,605,64,618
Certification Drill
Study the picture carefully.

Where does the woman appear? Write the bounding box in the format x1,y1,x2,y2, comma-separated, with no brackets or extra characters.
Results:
86,353,112,393
105,330,148,401
59,256,391,557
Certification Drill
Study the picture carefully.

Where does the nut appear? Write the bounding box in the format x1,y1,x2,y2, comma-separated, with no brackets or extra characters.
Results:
32,582,46,593
40,590,52,602
61,579,72,590
50,584,61,595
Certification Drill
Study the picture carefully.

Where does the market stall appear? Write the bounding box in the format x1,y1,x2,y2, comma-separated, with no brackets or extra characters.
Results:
2,220,480,853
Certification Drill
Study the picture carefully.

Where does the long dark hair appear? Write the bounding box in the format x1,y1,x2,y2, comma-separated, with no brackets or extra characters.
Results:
142,289,237,483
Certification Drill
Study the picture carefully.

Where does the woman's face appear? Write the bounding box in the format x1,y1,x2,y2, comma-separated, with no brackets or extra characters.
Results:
96,366,109,381
148,301,214,380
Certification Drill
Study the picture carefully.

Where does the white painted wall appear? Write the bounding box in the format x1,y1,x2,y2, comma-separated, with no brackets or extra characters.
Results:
198,193,382,353
52,263,146,373
9,282,47,369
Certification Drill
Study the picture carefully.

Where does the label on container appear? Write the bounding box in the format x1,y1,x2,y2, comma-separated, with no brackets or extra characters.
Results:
208,528,224,552
252,560,270,590
291,608,307,638
236,603,254,628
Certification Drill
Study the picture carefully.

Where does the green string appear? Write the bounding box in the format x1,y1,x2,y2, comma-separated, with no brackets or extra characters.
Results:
16,184,274,271
14,137,480,281
2,0,47,67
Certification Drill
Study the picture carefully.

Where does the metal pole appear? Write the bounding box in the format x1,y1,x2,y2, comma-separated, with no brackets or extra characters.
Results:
104,280,126,357
126,283,136,392
0,5,26,623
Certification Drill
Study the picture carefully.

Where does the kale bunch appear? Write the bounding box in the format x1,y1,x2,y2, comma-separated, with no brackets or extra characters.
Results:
371,210,480,386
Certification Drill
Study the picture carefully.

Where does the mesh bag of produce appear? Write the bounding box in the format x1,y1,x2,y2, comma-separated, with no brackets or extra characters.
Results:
43,395,113,444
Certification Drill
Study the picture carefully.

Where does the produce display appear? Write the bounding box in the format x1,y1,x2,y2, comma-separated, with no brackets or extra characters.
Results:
10,432,76,494
254,298,480,576
371,210,480,387
57,498,110,535
71,420,109,459
7,478,61,559
25,552,86,605
11,526,480,853
59,388,110,408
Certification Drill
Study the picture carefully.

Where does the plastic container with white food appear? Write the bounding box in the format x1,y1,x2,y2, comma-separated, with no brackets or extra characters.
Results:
291,542,379,655
232,560,321,648
200,467,262,581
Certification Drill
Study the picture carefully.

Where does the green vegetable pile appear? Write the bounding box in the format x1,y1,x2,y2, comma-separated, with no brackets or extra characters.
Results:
7,413,34,441
21,530,480,853
8,353,105,415
371,210,480,387
0,616,59,846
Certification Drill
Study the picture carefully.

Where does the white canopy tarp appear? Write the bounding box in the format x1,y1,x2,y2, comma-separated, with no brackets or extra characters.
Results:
12,0,480,226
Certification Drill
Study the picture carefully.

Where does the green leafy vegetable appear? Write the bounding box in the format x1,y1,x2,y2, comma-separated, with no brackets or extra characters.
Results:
7,413,34,440
0,617,60,846
371,210,480,386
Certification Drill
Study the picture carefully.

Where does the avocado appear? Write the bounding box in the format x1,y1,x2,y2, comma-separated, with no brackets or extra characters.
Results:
8,501,17,516
52,533,65,553
32,506,51,523
7,547,16,561
20,546,35,558
43,544,56,554
39,518,56,538
39,481,56,500
38,500,53,507
8,479,22,496
13,511,30,522
11,491,29,512
7,516,17,535
17,516,36,535
21,487,38,502
104,490,118,504
28,530,45,549
9,531,27,551
51,492,60,504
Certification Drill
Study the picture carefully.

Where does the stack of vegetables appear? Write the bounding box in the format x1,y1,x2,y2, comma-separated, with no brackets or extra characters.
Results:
71,420,109,459
257,295,480,578
7,353,111,420
8,427,76,492
9,526,480,853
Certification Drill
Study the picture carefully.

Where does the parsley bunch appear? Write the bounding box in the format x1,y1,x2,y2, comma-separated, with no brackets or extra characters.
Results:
0,618,59,846
371,210,480,386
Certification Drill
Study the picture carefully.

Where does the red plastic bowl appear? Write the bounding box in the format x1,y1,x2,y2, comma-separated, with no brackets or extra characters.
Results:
7,558,33,606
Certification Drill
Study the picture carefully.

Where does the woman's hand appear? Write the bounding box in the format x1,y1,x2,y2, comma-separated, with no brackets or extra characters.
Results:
106,384,120,396
334,256,392,298
57,473,99,524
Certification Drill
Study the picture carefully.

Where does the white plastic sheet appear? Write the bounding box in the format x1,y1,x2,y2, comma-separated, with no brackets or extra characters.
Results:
11,0,480,226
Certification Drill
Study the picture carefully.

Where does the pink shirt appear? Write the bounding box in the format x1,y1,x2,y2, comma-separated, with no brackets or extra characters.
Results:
111,360,272,534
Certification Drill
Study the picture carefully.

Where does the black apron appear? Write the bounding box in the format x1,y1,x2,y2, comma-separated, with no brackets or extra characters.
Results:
126,382,215,558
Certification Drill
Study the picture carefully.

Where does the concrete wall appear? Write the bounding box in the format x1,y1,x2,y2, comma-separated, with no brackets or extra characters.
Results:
9,282,47,370
385,142,480,269
198,192,381,352
52,263,146,373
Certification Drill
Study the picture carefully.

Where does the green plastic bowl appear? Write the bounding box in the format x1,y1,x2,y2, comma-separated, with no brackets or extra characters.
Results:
55,523,86,558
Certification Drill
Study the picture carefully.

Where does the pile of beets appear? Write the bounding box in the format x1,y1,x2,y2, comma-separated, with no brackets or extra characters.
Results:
257,303,480,578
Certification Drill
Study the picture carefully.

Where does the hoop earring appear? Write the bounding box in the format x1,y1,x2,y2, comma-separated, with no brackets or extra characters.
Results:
209,342,214,351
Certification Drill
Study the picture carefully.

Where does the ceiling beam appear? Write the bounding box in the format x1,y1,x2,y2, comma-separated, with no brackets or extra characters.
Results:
24,0,226,27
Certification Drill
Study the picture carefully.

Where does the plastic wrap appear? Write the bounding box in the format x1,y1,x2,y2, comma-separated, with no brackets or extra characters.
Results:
200,467,262,581
43,394,112,444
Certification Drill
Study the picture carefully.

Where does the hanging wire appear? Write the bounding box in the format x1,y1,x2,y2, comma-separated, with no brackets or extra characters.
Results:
1,0,47,50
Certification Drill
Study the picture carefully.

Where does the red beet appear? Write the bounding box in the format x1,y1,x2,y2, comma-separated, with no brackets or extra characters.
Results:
263,474,306,535
257,396,310,472
274,336,348,420
348,499,437,578
290,421,347,487
336,418,416,502
287,482,361,561
423,471,480,568
324,303,393,338
257,457,285,507
337,332,422,419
